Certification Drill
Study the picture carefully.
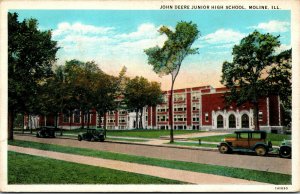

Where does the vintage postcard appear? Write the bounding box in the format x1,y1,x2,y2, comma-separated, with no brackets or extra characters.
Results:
0,0,299,192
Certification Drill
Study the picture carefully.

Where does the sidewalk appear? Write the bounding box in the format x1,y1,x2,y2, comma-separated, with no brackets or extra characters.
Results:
8,145,268,185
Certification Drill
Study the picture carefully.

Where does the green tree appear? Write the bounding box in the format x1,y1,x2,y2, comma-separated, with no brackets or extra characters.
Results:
267,49,292,126
144,21,199,142
8,12,59,140
221,30,291,130
124,77,162,129
93,72,118,136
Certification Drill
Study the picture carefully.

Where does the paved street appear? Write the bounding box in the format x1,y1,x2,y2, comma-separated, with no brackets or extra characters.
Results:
15,134,291,175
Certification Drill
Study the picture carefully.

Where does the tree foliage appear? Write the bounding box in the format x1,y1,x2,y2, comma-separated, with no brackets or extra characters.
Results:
8,12,59,140
221,30,291,129
144,21,199,141
124,77,163,129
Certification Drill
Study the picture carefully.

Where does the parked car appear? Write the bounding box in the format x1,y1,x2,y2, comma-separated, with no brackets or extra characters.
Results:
217,130,272,156
78,128,105,142
36,127,56,138
279,139,292,158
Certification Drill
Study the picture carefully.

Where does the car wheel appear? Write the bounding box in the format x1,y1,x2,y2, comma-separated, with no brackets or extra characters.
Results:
78,135,82,141
219,144,230,154
279,146,291,158
255,146,267,156
91,137,95,142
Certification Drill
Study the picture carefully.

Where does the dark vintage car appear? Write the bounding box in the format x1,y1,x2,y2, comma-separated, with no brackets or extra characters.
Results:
217,130,272,156
279,139,292,158
36,127,56,138
78,128,105,142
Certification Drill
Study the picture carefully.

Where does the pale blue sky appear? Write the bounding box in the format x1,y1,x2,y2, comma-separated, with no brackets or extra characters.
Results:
12,10,291,90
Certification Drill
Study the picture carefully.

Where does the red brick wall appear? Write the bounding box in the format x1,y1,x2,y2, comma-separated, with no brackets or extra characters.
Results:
152,106,156,127
201,92,269,126
269,95,280,126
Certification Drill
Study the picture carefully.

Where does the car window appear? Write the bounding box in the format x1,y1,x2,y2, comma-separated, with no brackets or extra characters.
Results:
252,133,261,139
239,133,248,139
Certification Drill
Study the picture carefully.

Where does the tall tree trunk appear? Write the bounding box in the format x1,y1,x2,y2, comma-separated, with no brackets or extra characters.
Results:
139,108,143,129
103,113,107,138
135,109,139,129
8,109,14,140
59,113,63,136
81,110,85,129
54,114,58,129
29,115,33,134
22,114,24,134
87,111,90,129
253,102,260,130
169,81,174,143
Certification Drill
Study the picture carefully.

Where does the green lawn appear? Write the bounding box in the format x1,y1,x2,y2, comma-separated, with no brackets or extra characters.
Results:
106,137,149,142
55,129,202,139
189,133,291,146
9,140,291,184
8,151,184,184
106,129,202,138
169,142,218,148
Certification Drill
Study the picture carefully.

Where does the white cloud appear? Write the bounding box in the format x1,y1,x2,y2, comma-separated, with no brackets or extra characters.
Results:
52,22,114,37
274,44,291,54
117,23,160,40
248,20,290,33
53,22,168,73
200,29,246,45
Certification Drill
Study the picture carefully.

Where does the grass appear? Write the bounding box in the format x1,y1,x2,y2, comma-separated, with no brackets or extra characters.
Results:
189,133,291,146
106,129,202,138
8,151,184,184
169,142,217,148
106,137,149,142
9,140,291,184
55,129,202,139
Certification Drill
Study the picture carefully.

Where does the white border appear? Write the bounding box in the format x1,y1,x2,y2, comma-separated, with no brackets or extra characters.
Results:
0,0,299,192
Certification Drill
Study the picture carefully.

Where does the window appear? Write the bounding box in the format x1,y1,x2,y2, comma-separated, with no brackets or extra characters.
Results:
73,110,81,123
193,114,200,122
108,111,114,115
174,115,186,122
229,114,236,128
259,111,263,121
205,113,209,122
192,103,200,111
174,104,186,112
192,92,200,100
118,116,126,123
163,95,168,103
119,110,127,115
174,94,185,102
217,115,223,128
108,117,115,123
84,113,92,123
158,106,168,112
241,114,249,128
157,115,168,122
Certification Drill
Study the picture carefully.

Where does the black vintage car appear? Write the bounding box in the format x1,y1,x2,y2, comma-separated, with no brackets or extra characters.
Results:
36,127,56,138
78,128,105,142
279,140,292,158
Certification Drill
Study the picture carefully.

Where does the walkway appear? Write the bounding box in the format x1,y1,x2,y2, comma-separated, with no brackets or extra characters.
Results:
9,145,268,185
